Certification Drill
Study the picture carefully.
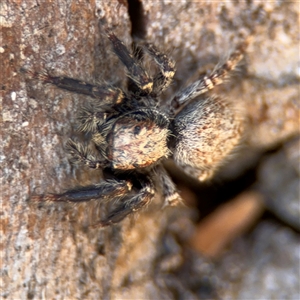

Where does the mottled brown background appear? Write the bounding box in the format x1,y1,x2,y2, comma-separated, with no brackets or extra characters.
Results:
1,1,299,299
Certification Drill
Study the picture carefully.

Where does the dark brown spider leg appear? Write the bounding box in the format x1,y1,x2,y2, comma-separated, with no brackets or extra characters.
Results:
171,37,251,111
31,180,132,203
106,31,153,94
92,180,155,227
66,139,108,169
143,43,176,96
21,68,125,103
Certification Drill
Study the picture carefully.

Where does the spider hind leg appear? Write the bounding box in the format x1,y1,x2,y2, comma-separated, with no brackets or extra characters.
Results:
171,37,251,110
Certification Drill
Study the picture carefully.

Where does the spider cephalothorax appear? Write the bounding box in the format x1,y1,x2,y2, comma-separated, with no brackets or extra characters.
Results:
98,109,170,170
26,27,250,227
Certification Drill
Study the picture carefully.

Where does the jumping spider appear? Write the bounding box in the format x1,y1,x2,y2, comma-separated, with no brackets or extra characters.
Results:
26,28,249,227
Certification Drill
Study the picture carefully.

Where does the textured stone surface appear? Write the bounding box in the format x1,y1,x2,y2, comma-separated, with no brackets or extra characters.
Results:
216,221,300,299
1,0,299,299
258,137,300,230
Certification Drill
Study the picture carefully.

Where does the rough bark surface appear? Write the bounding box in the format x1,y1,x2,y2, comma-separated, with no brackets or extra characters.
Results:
1,1,299,299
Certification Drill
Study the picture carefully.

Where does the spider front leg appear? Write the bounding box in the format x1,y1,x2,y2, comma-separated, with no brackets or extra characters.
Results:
92,177,156,227
106,31,153,94
142,43,176,96
32,179,132,203
21,68,125,102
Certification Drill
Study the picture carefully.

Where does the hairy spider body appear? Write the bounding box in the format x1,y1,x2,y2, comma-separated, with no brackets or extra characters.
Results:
106,109,170,170
26,27,249,227
173,96,243,181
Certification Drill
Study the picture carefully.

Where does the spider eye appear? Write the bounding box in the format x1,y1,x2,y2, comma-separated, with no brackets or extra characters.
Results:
134,125,141,135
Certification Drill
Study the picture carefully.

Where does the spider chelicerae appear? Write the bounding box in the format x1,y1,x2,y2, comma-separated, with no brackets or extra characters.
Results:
26,28,249,227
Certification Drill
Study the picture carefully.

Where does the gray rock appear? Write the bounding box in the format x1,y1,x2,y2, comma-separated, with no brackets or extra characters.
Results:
258,137,300,230
217,221,300,299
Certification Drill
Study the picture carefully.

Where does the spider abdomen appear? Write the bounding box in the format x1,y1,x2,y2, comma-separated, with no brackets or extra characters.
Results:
173,96,243,180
